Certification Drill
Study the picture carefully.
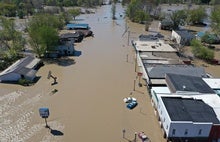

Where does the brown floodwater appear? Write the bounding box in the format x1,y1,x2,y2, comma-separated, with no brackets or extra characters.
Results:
0,3,166,142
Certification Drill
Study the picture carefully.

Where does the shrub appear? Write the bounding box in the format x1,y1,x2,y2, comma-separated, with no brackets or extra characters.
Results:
18,78,32,86
190,39,214,61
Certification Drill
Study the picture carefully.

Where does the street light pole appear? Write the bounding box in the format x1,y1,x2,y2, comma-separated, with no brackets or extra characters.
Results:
133,80,136,91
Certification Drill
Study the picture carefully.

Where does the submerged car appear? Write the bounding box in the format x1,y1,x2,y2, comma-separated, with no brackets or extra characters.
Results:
138,132,150,142
127,101,138,109
123,97,137,103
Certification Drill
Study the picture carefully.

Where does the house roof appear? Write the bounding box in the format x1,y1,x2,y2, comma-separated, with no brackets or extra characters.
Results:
162,96,220,123
166,73,215,94
138,33,164,41
196,31,205,38
173,30,194,39
59,32,83,39
0,56,41,77
144,64,207,79
142,58,181,65
133,40,177,52
66,23,89,30
161,18,173,26
203,78,220,89
151,87,171,94
139,51,183,65
192,94,220,121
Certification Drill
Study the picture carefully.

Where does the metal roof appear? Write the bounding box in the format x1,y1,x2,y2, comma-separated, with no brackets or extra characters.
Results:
162,96,220,123
145,64,207,79
174,30,194,39
138,33,164,41
66,23,89,30
59,32,83,39
0,56,41,78
166,73,215,94
203,78,220,89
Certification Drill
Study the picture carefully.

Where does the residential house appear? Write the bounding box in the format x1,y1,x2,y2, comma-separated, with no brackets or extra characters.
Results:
60,32,84,43
0,56,42,82
45,33,75,58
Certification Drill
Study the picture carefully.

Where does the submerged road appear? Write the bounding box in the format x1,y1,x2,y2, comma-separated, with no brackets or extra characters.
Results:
46,3,166,142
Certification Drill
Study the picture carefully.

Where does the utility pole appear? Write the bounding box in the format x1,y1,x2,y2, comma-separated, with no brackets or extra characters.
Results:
128,31,130,46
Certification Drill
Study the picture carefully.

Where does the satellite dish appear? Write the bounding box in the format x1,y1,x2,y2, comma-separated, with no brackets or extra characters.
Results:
47,71,51,79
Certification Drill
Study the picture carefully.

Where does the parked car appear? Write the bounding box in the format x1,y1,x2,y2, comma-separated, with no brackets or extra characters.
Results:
127,101,138,109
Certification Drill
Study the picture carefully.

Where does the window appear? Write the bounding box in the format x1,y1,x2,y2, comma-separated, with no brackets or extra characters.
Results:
198,129,202,135
172,129,176,135
184,129,188,135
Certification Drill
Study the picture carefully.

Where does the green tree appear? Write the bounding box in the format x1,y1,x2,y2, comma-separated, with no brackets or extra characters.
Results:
127,0,141,21
169,10,187,29
29,13,64,30
200,0,211,4
210,6,220,35
0,3,17,17
68,8,81,20
133,10,149,23
28,14,61,57
188,6,207,25
0,16,25,59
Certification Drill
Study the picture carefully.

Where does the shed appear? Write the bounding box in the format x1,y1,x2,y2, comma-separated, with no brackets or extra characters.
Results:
0,56,42,82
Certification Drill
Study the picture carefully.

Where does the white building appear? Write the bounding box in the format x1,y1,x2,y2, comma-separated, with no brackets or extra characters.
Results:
150,74,220,142
156,95,220,142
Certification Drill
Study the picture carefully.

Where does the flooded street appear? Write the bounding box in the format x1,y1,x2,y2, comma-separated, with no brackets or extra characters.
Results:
0,3,165,142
